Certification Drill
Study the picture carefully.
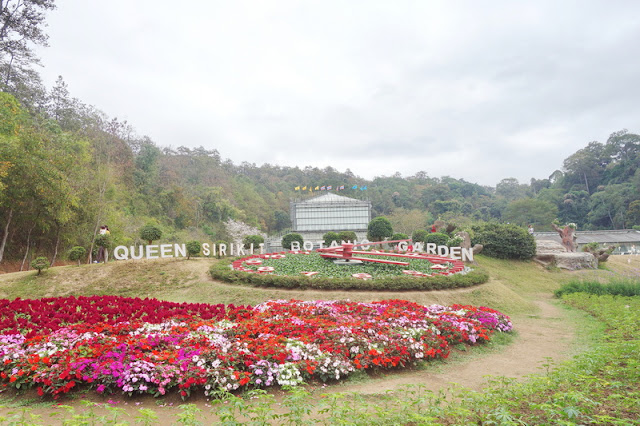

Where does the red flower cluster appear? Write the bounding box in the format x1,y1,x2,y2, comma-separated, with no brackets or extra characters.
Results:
0,296,242,338
0,297,512,399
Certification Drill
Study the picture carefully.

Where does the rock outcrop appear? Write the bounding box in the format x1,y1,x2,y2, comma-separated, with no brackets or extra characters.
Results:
534,239,597,270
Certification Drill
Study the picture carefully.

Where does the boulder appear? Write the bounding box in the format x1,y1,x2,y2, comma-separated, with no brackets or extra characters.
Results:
455,231,471,249
535,240,566,254
534,239,597,270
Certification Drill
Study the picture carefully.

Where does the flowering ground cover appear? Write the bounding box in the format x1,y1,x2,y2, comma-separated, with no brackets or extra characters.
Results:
0,296,512,399
232,251,465,278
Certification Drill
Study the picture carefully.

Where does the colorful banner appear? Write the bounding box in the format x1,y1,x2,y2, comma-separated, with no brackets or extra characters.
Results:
294,185,368,191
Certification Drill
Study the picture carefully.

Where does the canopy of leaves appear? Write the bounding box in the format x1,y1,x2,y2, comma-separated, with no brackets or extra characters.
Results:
139,225,162,244
367,216,393,242
282,233,303,250
471,223,536,260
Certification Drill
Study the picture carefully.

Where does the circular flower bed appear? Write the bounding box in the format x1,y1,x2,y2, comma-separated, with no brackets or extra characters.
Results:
232,251,465,278
0,296,511,399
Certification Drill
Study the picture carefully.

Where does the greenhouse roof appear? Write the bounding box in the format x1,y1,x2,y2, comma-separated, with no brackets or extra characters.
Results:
534,229,640,245
297,193,368,204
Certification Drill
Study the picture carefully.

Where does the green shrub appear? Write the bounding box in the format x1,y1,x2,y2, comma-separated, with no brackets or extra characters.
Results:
391,232,409,241
411,229,429,243
367,217,393,242
447,235,464,247
282,233,304,250
338,231,357,243
30,257,50,275
94,234,111,248
424,232,449,246
186,241,201,259
68,246,86,266
582,242,599,252
555,278,640,297
243,235,264,249
471,223,536,260
139,224,162,244
323,232,341,246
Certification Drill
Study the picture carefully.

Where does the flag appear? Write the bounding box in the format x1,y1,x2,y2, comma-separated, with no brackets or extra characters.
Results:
302,186,307,191
352,185,358,189
327,185,332,190
321,186,326,190
339,185,345,190
309,187,313,192
360,185,367,190
315,186,320,190
295,186,300,191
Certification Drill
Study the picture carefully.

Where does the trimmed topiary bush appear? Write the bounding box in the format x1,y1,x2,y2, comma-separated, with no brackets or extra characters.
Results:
323,232,341,246
68,246,86,266
243,235,264,250
139,224,162,245
391,232,409,241
367,216,393,242
94,234,111,248
471,223,536,260
338,231,357,243
424,232,449,247
186,241,201,259
30,257,50,275
282,233,304,250
412,229,429,244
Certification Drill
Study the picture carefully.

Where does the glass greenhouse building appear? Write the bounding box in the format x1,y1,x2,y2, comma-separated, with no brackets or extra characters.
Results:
290,193,372,232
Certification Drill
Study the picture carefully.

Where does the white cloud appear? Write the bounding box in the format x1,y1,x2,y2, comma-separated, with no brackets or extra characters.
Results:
36,0,640,186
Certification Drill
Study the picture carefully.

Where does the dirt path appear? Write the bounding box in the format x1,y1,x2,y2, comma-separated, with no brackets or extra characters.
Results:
329,293,574,395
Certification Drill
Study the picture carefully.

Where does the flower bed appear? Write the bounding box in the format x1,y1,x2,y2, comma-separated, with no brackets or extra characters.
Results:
0,297,512,399
233,252,465,278
211,252,489,291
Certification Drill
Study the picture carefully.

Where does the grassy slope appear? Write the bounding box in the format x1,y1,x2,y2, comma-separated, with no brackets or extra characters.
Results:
0,255,576,315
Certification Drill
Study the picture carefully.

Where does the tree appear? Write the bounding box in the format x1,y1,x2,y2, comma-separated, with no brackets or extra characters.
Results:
387,208,432,235
587,184,635,229
139,224,162,245
0,93,87,264
273,211,291,232
243,235,264,249
322,231,340,246
185,241,201,259
0,0,56,95
411,229,429,244
627,200,640,226
562,142,608,194
68,246,86,266
367,216,393,242
282,233,303,250
30,256,49,275
496,178,528,200
338,231,357,243
503,199,558,229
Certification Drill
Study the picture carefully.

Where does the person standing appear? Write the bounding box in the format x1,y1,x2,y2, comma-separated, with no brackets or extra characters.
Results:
96,225,111,263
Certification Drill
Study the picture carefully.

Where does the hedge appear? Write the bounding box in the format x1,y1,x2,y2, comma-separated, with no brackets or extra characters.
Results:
209,259,489,291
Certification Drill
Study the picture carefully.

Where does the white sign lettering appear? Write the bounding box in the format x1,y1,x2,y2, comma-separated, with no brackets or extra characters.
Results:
112,240,473,261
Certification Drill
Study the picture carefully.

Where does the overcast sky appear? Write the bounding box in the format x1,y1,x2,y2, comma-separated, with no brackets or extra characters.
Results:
35,1,640,186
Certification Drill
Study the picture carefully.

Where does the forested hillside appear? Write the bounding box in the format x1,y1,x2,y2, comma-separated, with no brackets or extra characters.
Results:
1,1,639,267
